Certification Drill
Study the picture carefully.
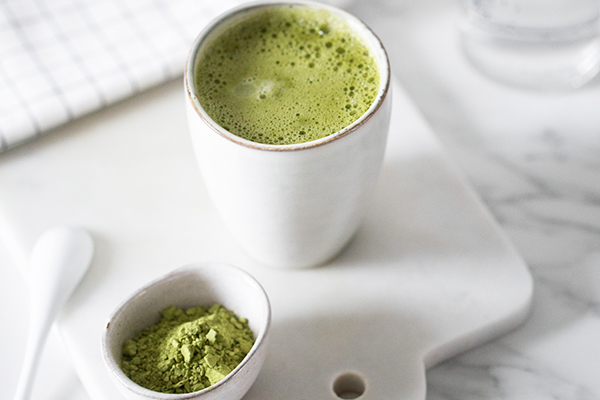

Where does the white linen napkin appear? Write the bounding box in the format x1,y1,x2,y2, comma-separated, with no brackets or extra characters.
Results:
0,0,244,152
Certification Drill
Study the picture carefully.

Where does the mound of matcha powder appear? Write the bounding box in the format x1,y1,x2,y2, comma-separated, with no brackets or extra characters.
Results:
120,304,255,394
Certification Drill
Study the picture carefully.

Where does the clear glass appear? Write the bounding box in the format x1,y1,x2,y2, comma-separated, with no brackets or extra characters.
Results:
460,0,600,90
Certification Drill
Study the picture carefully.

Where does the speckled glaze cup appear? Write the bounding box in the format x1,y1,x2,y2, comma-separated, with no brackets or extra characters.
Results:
185,1,391,268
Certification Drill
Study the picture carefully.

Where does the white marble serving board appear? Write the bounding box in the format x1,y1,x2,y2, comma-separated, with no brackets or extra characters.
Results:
0,79,533,400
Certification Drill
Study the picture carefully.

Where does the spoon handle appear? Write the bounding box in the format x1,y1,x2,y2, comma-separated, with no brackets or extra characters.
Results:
13,306,55,400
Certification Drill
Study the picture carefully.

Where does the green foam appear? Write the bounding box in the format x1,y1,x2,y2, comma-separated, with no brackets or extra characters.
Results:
195,6,380,145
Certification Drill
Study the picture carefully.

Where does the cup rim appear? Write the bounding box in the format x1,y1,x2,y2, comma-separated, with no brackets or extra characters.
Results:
101,262,271,399
184,0,391,152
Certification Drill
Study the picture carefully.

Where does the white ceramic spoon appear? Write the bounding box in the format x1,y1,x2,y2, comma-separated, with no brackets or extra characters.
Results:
13,226,94,400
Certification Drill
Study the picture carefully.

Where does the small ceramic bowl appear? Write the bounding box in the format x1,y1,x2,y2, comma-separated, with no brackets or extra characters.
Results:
101,262,271,400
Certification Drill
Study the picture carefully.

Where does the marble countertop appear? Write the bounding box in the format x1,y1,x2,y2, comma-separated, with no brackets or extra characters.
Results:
2,0,599,399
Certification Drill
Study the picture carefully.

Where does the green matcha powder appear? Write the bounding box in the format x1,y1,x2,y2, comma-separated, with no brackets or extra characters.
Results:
120,304,255,394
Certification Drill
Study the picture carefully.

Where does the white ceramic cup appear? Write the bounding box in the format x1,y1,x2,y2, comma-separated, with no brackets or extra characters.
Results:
185,1,391,268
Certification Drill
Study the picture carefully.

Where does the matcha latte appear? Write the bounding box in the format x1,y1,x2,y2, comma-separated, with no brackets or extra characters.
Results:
194,5,380,145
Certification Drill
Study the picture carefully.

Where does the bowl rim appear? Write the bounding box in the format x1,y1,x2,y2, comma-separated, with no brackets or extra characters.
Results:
101,262,271,399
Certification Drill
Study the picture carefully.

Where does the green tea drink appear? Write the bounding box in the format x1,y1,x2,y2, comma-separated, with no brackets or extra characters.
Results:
195,5,380,145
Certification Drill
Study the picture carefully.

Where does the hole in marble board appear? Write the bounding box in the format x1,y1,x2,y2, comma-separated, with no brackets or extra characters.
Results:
333,372,366,399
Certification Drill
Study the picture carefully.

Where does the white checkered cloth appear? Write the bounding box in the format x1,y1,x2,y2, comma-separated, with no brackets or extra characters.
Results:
0,0,245,152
